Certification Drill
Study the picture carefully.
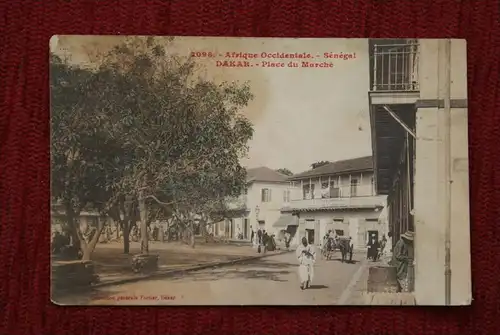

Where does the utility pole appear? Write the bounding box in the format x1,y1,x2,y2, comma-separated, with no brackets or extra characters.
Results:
443,39,452,306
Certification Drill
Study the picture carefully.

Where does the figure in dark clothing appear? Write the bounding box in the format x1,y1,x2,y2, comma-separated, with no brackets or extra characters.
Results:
262,232,269,253
391,231,414,292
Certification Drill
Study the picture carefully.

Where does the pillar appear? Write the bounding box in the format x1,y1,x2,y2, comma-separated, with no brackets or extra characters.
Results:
413,39,471,305
348,218,359,247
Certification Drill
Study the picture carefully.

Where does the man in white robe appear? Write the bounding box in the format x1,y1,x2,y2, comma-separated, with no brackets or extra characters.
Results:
296,237,316,290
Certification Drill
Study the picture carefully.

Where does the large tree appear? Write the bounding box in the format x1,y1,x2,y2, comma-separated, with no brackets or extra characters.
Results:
99,37,254,253
51,37,254,257
50,54,126,260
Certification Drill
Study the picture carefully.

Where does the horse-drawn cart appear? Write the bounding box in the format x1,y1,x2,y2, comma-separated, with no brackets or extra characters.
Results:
321,236,354,263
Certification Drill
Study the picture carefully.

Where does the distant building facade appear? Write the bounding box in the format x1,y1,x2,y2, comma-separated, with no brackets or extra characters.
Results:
211,167,294,240
273,156,387,249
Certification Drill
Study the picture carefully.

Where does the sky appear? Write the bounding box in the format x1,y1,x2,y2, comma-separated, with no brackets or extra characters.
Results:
51,36,372,175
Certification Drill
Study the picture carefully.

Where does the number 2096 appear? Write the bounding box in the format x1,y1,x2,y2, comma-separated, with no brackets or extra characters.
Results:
190,51,216,58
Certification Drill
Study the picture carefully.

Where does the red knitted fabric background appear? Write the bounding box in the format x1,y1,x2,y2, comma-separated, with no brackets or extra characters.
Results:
1,1,499,334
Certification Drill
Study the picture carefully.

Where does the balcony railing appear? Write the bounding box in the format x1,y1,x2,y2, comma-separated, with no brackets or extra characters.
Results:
284,195,386,211
372,43,419,92
301,184,376,200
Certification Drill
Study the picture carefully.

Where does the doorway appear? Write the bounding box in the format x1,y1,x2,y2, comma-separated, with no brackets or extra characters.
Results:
243,218,249,239
305,229,315,244
335,229,344,236
258,220,265,232
367,230,379,245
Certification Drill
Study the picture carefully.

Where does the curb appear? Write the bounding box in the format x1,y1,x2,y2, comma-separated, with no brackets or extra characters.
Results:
91,249,293,289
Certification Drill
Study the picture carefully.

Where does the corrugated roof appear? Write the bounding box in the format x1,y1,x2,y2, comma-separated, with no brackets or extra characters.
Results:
289,156,374,180
246,167,289,183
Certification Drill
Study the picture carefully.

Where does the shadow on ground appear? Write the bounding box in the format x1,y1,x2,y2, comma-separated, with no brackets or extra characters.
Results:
328,258,360,264
165,258,297,282
91,246,261,277
307,284,328,290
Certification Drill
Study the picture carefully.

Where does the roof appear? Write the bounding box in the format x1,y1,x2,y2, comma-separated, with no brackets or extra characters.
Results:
288,156,374,180
246,167,289,183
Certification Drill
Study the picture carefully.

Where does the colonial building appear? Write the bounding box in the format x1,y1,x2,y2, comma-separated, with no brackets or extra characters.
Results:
274,156,387,249
368,39,470,305
212,167,294,240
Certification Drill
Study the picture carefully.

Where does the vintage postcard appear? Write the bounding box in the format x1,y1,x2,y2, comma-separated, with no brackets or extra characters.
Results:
50,36,471,306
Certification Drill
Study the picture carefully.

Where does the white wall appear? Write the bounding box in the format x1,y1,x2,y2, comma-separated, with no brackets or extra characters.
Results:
297,209,383,248
213,181,299,239
413,39,471,305
247,181,297,235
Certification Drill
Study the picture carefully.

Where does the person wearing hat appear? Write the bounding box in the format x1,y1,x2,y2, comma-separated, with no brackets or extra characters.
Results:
392,231,414,292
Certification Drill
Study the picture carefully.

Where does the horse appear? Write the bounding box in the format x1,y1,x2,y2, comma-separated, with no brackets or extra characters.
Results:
322,237,337,260
338,237,354,263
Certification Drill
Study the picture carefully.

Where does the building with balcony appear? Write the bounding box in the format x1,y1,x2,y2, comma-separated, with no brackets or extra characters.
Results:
368,38,470,305
211,167,294,240
276,156,387,249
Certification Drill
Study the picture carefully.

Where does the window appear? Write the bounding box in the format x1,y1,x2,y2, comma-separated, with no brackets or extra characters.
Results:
261,188,271,202
321,182,329,198
302,183,315,200
329,179,341,198
350,177,359,197
335,229,344,236
283,190,291,203
333,218,344,223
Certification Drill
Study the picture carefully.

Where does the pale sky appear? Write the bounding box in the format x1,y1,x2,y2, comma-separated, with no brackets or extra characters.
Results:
51,36,372,174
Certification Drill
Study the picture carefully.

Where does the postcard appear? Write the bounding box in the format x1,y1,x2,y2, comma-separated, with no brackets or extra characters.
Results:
50,36,471,306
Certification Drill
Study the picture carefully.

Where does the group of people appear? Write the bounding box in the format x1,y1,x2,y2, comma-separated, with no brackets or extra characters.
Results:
293,230,414,293
251,228,277,253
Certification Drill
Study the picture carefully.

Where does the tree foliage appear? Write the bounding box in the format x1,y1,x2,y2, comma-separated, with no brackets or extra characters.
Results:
276,168,293,176
311,161,331,169
50,37,254,258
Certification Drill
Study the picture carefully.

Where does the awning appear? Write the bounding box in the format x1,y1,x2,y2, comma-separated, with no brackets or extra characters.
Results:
369,103,416,195
272,213,295,228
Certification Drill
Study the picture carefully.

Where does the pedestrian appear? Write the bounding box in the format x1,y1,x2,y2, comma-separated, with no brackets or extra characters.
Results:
296,236,316,290
391,231,414,292
284,231,291,250
262,231,269,253
379,235,387,257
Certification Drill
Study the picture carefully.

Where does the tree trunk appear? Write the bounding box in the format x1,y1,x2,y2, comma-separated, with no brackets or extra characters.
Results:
64,202,82,258
189,222,195,248
123,220,131,254
115,220,121,240
159,225,164,243
139,196,149,254
81,217,106,261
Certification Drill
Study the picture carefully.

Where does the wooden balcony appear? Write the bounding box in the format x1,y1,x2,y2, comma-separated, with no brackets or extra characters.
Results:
282,194,386,212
